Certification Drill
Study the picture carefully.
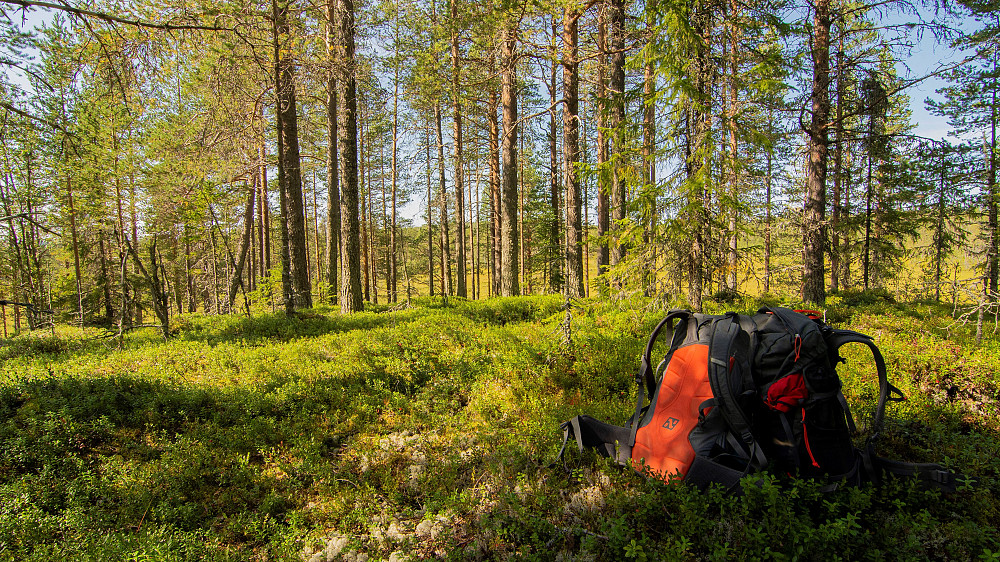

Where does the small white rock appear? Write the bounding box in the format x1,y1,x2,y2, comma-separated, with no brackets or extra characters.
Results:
414,519,434,538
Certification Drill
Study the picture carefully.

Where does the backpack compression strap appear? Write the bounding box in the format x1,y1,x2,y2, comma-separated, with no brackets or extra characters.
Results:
555,310,692,470
825,330,964,492
860,444,963,492
827,329,905,440
551,415,632,469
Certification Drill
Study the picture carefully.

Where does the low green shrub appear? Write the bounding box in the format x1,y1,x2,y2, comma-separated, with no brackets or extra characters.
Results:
0,296,995,560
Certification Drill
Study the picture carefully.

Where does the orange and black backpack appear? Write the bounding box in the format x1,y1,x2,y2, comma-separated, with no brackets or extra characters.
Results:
554,307,959,492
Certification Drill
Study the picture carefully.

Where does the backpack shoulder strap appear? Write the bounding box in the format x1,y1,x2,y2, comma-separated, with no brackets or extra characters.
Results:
628,310,692,448
639,310,692,400
707,315,767,470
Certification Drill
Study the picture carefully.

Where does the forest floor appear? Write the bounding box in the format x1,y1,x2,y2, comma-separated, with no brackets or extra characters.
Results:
0,294,997,561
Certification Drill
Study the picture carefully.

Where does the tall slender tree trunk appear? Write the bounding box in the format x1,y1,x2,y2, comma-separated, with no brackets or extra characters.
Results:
274,0,312,310
360,104,371,302
596,4,610,276
642,0,657,295
274,0,294,314
390,32,400,302
935,146,947,302
831,31,844,293
803,0,831,304
113,155,131,328
764,147,773,294
563,6,584,298
259,133,271,277
184,229,196,312
488,84,502,297
583,101,590,296
435,104,452,296
66,174,84,325
864,125,873,290
380,143,391,302
519,111,526,291
451,0,467,298
500,24,521,296
471,163,479,299
325,9,341,305
686,3,713,312
607,0,626,268
548,15,562,293
987,62,998,299
426,122,435,297
100,231,113,323
335,0,363,312
725,7,739,293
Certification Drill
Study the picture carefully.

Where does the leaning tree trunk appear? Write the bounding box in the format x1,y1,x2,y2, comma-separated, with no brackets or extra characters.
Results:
127,239,170,339
228,183,256,309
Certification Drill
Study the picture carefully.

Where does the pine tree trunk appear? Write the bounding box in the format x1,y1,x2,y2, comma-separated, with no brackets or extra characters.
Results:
336,0,364,312
273,0,294,314
563,7,584,298
686,5,712,313
642,0,657,295
66,174,84,325
725,8,739,294
435,104,453,296
325,26,340,305
935,147,947,302
548,15,562,294
381,140,390,302
803,0,831,305
426,122,435,297
390,40,400,303
259,135,271,277
500,24,521,297
764,147,773,294
488,84,502,297
360,104,371,303
596,5,610,276
100,231,113,324
519,115,526,291
987,67,998,299
608,0,626,268
864,129,873,290
451,0,467,298
273,0,312,310
831,31,844,293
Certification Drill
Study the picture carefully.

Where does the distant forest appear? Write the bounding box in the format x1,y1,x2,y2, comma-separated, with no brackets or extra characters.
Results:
0,0,996,334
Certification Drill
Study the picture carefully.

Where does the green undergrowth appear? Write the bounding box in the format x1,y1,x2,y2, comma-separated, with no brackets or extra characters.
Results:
0,294,997,560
